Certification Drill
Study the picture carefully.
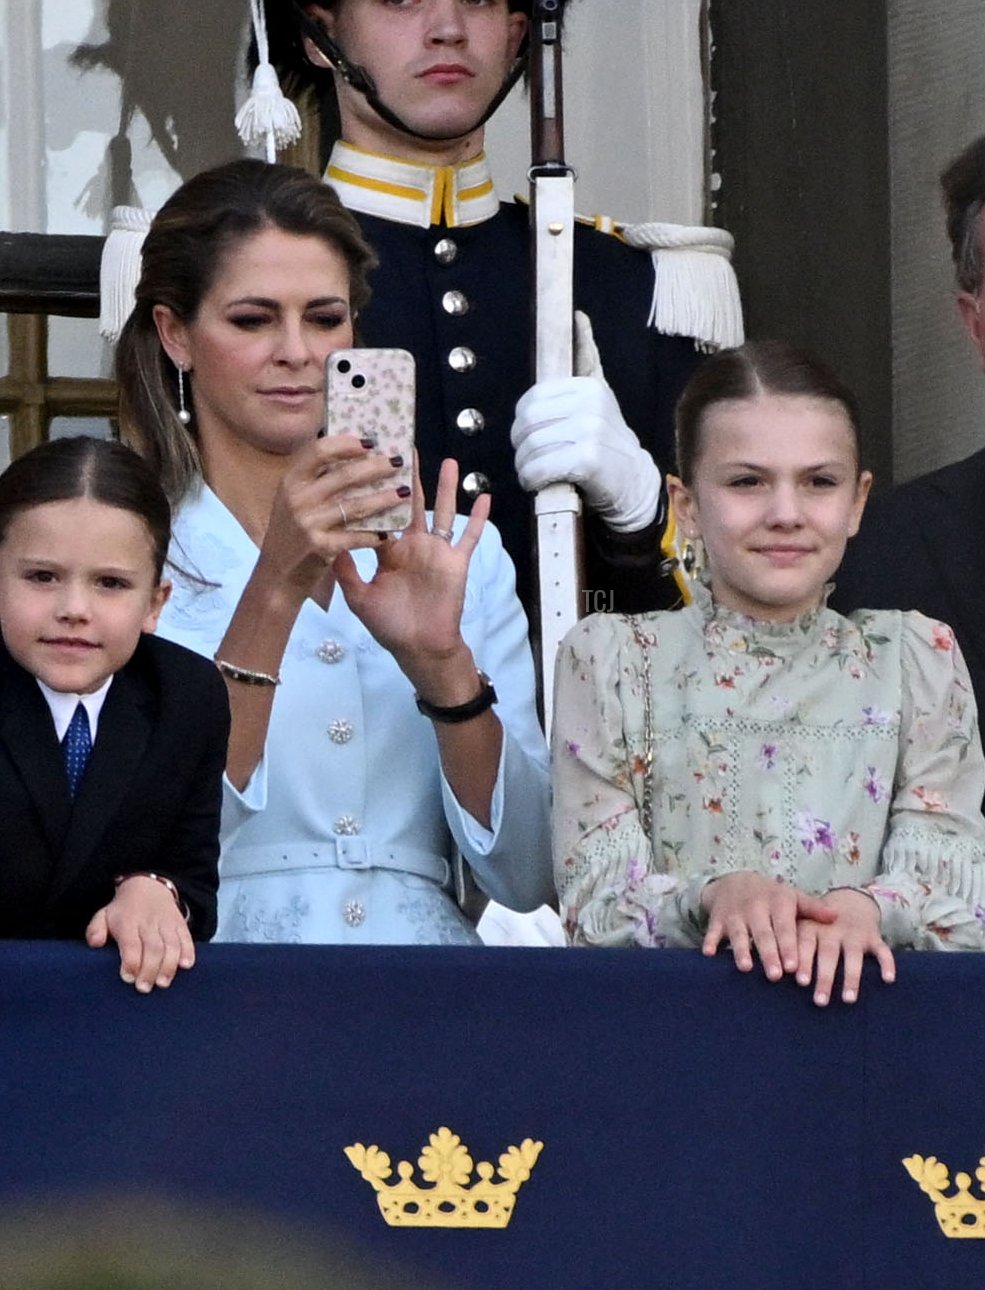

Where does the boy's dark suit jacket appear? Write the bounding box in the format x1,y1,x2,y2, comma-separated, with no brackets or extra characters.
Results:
0,632,229,941
831,445,985,722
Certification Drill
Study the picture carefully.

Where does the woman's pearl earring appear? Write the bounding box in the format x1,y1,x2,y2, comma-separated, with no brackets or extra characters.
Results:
176,364,192,426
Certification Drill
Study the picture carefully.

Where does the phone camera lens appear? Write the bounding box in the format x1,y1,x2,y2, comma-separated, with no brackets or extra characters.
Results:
352,373,367,389
337,358,351,374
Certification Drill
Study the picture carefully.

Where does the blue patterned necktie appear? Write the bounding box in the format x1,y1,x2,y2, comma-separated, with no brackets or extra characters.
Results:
62,702,92,798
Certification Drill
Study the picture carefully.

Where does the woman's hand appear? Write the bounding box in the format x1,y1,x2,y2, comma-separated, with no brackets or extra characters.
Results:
701,871,838,981
86,876,193,993
335,458,501,827
256,434,406,603
215,434,410,790
796,888,896,1006
334,458,490,695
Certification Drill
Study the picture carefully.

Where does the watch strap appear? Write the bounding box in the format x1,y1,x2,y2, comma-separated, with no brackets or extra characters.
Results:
415,673,498,724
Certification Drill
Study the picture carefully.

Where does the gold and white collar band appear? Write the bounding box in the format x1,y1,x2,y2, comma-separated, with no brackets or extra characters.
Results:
325,142,499,229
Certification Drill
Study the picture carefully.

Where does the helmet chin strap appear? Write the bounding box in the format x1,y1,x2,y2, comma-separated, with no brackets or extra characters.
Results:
292,2,526,144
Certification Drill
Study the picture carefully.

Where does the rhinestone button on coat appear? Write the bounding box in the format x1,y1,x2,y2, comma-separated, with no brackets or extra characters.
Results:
328,719,354,744
317,639,345,664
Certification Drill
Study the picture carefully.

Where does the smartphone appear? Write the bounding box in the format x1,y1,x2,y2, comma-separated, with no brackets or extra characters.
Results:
324,347,416,531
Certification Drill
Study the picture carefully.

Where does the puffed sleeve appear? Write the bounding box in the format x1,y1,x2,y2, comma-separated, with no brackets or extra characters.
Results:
551,616,708,947
868,614,985,949
439,519,553,912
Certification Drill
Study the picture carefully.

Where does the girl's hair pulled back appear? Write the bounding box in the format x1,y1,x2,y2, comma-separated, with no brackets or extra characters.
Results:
674,339,862,485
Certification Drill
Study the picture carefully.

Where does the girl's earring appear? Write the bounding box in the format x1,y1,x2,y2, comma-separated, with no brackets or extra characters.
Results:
176,364,192,426
681,535,705,578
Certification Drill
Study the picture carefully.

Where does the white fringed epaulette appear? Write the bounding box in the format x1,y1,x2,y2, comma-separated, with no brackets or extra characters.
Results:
99,205,155,341
519,197,745,352
619,221,744,352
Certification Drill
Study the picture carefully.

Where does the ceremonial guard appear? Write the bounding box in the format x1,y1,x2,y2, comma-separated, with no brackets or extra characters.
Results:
269,0,742,618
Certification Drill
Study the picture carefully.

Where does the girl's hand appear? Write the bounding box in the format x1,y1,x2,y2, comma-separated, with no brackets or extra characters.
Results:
796,888,896,1006
334,458,490,691
85,875,194,993
257,435,405,600
701,871,838,981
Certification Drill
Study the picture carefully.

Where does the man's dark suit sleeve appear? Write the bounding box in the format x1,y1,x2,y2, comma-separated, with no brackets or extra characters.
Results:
833,487,945,616
832,455,985,724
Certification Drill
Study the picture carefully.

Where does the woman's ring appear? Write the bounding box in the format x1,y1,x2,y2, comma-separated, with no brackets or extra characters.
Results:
337,502,348,528
431,525,453,543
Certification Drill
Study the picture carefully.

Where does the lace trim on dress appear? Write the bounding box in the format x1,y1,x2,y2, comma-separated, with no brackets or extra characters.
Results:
690,573,834,635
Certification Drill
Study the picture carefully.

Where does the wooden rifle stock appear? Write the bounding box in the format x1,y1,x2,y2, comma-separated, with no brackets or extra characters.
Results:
529,2,583,731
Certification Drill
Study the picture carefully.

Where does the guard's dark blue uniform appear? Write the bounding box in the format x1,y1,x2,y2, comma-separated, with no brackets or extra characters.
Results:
327,142,702,618
355,205,700,616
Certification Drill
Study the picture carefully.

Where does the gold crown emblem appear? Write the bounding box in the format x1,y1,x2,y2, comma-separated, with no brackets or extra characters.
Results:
903,1154,985,1237
344,1127,543,1229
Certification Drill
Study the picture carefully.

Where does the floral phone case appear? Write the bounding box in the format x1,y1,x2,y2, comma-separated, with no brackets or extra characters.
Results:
324,347,415,531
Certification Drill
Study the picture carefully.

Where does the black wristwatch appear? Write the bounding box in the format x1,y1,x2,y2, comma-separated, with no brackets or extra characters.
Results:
415,672,498,724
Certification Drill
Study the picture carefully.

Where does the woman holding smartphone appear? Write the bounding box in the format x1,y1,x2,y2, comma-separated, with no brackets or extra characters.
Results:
116,159,551,945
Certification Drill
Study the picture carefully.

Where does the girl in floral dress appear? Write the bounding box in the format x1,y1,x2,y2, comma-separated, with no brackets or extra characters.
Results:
553,340,985,1004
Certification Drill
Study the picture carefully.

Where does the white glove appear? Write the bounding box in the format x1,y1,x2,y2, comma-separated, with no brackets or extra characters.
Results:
510,313,662,533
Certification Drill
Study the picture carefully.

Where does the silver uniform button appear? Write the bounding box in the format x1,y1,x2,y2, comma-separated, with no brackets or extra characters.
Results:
328,718,354,744
317,639,345,664
456,408,485,435
334,815,360,835
448,346,476,373
441,290,469,315
344,900,366,927
462,471,491,497
433,237,458,264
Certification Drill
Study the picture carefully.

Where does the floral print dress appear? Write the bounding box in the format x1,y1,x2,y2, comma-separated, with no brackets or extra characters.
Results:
552,581,985,950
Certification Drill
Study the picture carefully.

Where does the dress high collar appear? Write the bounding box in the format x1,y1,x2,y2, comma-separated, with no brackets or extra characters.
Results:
690,574,836,651
325,141,499,230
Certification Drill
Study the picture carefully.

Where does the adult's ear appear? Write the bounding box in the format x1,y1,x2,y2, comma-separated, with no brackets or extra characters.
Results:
152,305,191,372
506,9,529,62
301,4,337,70
957,290,985,370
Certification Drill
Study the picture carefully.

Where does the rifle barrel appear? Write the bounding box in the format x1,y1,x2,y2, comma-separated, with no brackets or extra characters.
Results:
529,5,583,729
